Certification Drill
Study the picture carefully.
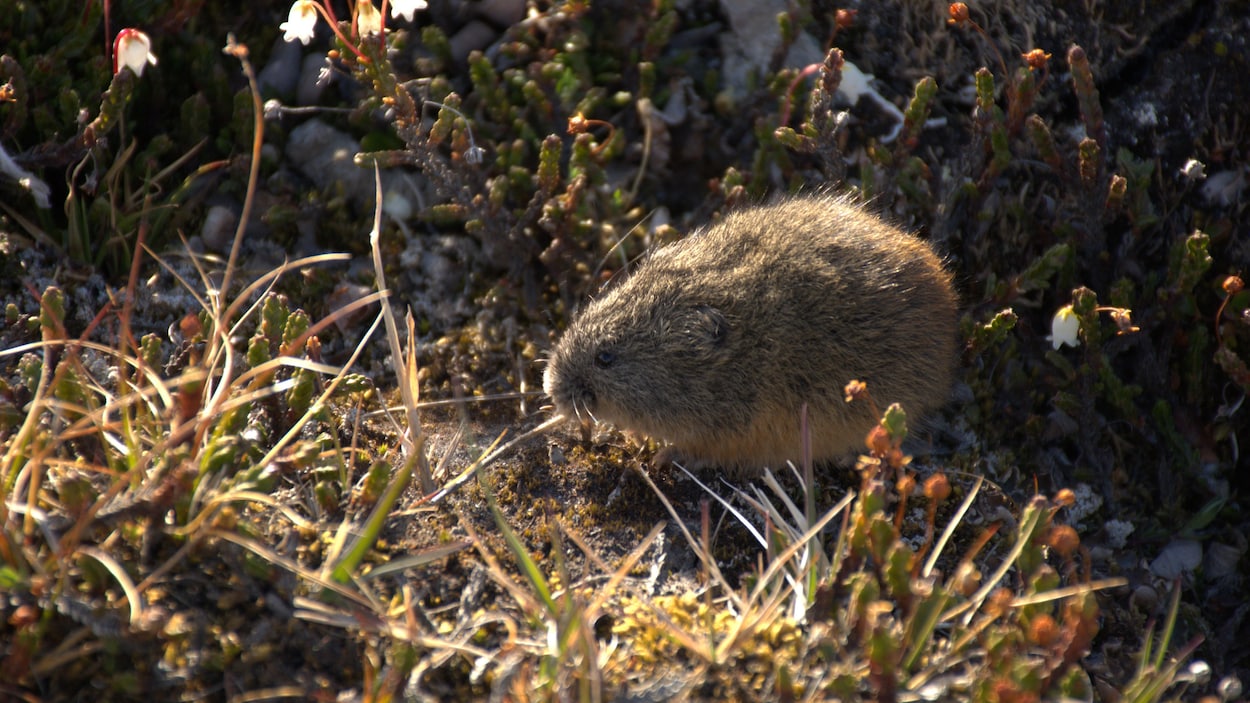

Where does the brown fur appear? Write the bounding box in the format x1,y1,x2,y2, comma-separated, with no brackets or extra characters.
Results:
543,193,958,469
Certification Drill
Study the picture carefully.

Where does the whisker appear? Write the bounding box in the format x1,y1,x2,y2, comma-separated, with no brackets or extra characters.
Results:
362,391,544,419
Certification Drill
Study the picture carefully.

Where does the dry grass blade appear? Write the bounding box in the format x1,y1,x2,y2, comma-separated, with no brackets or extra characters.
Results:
246,310,384,473
921,474,983,579
369,162,432,492
943,496,1048,627
73,546,143,628
744,492,853,606
478,465,558,615
360,539,473,580
322,450,415,586
636,461,745,613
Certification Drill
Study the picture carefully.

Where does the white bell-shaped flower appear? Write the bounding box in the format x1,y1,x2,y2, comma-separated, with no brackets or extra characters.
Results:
114,29,158,76
280,1,319,45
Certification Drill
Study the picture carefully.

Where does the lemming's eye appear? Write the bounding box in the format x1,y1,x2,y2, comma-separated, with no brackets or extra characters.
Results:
594,350,616,369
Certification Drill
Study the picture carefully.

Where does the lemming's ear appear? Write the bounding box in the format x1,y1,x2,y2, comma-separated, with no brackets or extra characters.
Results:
688,305,728,346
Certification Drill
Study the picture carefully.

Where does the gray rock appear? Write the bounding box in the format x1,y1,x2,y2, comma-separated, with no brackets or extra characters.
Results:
287,119,382,213
258,36,304,99
1149,539,1202,580
449,19,497,63
474,0,526,26
200,204,240,253
718,0,824,95
297,53,330,106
